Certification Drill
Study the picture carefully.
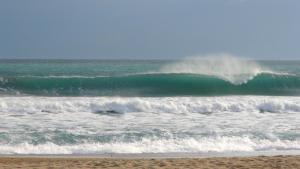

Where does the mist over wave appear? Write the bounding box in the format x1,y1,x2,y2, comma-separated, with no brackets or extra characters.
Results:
160,54,268,84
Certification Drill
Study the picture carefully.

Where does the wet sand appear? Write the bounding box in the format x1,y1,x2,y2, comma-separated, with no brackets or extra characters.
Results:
0,155,299,169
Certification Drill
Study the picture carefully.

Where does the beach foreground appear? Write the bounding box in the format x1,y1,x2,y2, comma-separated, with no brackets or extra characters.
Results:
0,155,299,169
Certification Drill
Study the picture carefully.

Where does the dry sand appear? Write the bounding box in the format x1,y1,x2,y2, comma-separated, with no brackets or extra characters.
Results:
0,155,299,169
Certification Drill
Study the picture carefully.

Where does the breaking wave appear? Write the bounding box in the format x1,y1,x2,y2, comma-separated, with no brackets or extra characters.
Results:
0,137,299,154
1,96,300,114
0,72,299,96
161,54,264,84
1,54,298,96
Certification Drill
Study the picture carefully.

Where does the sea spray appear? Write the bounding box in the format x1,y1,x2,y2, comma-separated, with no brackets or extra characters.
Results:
160,54,264,84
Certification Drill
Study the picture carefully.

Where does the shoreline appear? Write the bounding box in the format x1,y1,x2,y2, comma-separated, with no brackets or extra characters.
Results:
1,150,300,158
0,155,299,169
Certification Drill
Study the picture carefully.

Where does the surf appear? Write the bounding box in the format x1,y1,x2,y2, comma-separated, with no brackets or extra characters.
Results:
0,72,299,96
0,55,299,96
0,96,300,154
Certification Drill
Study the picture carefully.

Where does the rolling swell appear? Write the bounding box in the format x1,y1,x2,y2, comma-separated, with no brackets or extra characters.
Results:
0,73,300,96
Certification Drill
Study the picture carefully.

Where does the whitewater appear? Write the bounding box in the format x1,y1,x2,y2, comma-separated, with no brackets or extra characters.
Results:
0,55,299,155
0,96,299,154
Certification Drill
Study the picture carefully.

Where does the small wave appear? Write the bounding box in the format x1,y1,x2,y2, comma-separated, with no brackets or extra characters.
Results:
17,75,109,79
259,71,296,77
0,137,299,154
1,96,300,114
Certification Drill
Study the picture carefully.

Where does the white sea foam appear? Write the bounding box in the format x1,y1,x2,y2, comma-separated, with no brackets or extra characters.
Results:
0,137,299,154
161,54,268,84
0,96,299,154
0,96,300,114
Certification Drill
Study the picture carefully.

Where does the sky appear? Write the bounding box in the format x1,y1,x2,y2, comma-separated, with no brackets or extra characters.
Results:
0,0,299,59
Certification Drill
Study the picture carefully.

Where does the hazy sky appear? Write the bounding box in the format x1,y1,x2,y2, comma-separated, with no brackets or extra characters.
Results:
0,0,299,59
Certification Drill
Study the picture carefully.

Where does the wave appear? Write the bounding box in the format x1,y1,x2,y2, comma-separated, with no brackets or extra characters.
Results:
0,72,299,96
0,55,298,96
0,137,299,154
1,96,300,114
160,54,265,84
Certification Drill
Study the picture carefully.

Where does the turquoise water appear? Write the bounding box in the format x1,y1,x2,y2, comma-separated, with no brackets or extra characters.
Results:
0,58,300,155
0,59,300,96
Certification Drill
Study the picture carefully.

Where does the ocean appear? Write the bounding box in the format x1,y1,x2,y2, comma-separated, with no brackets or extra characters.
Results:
0,56,299,154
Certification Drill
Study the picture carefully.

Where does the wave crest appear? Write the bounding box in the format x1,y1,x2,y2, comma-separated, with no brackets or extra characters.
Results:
1,96,300,114
161,54,265,84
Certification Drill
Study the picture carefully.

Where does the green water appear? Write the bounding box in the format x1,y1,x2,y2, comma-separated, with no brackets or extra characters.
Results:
0,59,299,96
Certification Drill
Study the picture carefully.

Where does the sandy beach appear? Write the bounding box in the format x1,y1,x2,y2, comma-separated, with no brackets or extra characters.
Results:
0,155,299,169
